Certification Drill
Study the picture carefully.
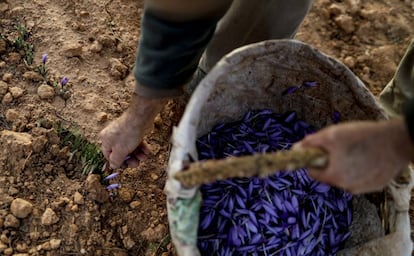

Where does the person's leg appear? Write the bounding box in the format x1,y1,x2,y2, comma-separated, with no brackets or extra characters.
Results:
379,40,414,116
378,40,414,191
199,0,314,72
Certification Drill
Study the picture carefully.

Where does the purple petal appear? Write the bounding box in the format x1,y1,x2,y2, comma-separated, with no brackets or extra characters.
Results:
282,86,299,96
41,53,48,64
106,183,120,190
333,111,341,124
302,81,318,87
61,77,69,86
104,172,119,180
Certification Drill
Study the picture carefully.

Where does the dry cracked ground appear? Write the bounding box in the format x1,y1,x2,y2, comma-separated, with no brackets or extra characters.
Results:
1,0,414,255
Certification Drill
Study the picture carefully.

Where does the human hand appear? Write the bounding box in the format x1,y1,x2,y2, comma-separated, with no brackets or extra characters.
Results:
99,93,167,169
293,118,414,194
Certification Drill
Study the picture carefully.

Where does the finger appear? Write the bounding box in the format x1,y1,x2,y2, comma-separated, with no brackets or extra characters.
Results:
101,145,111,160
99,130,111,160
109,148,127,169
306,167,329,183
139,141,153,155
126,157,140,168
135,151,148,161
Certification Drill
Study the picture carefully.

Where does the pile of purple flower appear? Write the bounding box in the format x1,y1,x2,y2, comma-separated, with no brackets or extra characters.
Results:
197,109,352,256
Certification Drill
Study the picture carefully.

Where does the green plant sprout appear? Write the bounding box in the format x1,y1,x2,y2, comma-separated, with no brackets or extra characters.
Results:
57,123,105,175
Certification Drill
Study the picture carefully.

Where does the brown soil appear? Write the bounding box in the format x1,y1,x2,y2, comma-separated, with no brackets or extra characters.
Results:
0,0,413,255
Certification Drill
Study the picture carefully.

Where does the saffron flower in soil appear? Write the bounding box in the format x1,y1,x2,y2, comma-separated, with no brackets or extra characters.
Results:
41,53,48,64
106,183,120,190
61,77,69,86
197,109,351,256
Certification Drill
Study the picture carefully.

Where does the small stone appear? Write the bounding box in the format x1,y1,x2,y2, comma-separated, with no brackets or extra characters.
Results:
10,198,33,218
154,114,163,127
3,247,13,255
140,224,167,242
0,131,34,161
96,112,108,123
79,11,89,17
70,204,78,212
2,92,13,104
73,192,84,205
327,3,345,16
40,241,50,250
97,34,116,48
32,136,48,153
9,87,24,98
29,231,40,240
118,187,134,203
344,0,361,14
4,214,20,228
0,39,5,54
2,73,12,83
37,84,55,100
1,234,8,243
0,61,6,69
0,3,9,14
90,41,103,53
86,175,109,203
5,109,20,122
41,208,59,226
334,14,355,34
0,242,6,250
23,71,43,82
8,187,18,196
129,201,141,209
8,52,21,64
122,236,136,250
150,173,159,181
0,81,8,96
16,242,28,252
343,56,356,68
61,42,83,58
49,239,61,250
109,58,128,80
0,193,14,207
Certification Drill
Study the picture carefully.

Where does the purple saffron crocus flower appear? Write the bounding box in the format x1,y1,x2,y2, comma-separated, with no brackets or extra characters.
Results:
105,172,119,180
61,77,69,86
333,111,341,124
41,53,48,64
106,183,120,190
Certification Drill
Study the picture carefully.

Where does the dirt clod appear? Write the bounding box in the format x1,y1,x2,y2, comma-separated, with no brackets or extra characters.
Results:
37,84,55,100
10,198,33,219
109,58,128,80
334,14,355,34
8,86,24,98
41,208,59,226
61,41,83,58
23,71,43,82
0,81,8,96
4,214,19,228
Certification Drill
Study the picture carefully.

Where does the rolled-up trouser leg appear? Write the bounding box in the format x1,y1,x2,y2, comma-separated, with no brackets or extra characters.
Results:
199,0,314,72
379,40,414,116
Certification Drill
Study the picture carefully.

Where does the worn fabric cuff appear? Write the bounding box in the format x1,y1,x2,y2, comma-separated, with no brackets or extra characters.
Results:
403,98,414,144
134,10,218,97
134,80,184,99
